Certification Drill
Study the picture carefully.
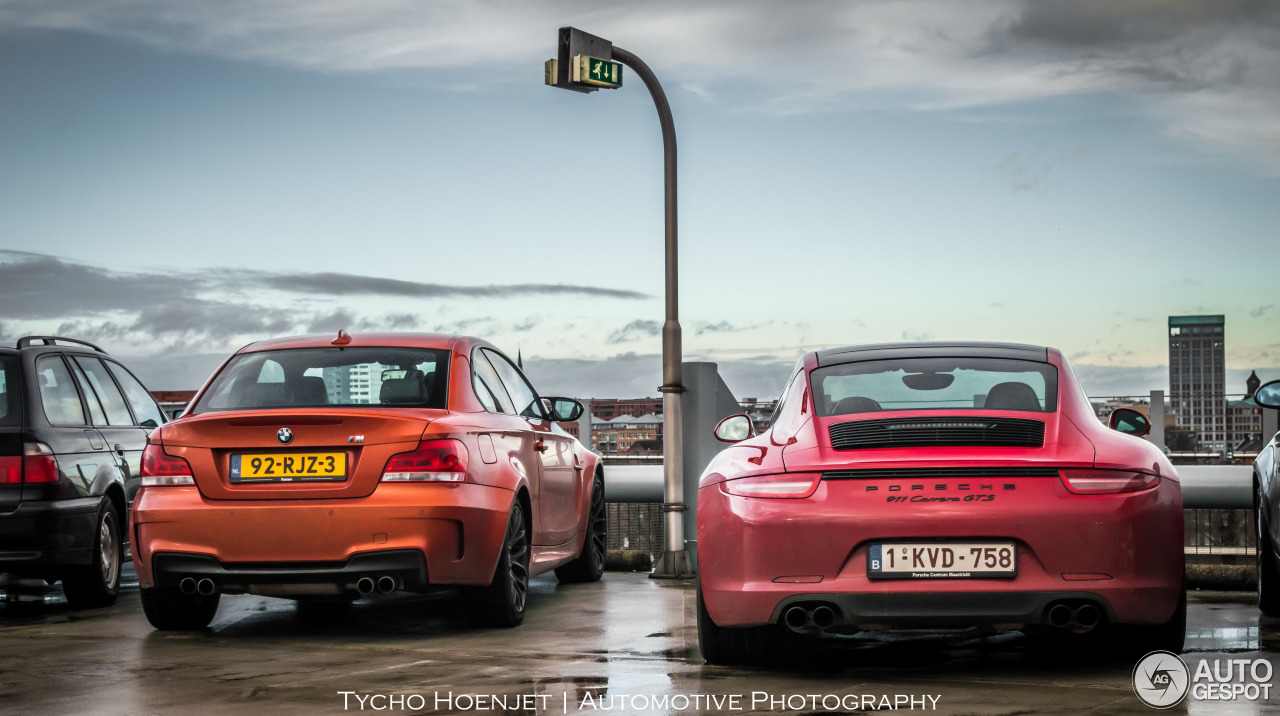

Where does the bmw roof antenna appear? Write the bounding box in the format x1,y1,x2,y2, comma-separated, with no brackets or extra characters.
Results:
332,330,352,347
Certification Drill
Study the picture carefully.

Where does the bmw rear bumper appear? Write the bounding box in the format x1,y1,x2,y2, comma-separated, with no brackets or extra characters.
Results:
131,483,512,590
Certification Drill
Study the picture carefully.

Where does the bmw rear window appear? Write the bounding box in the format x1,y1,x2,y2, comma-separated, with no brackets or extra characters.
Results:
812,357,1058,416
191,347,450,413
0,356,19,426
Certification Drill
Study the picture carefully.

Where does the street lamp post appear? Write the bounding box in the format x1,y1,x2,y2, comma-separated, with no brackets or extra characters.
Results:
547,28,693,578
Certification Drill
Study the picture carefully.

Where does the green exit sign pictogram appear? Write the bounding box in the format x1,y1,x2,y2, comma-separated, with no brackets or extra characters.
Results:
573,55,622,88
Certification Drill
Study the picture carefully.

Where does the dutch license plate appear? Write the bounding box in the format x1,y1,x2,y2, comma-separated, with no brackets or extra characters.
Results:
230,452,347,482
868,542,1016,579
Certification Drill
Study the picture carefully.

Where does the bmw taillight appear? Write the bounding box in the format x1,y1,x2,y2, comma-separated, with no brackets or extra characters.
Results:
1060,469,1160,495
381,439,469,483
720,472,822,499
140,441,194,486
22,442,59,483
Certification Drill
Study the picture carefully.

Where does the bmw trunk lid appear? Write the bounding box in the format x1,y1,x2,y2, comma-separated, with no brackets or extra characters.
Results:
157,410,443,500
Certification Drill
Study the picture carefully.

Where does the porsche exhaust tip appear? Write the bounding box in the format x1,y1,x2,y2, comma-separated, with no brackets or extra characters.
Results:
376,575,398,594
195,578,217,596
783,606,810,633
1047,604,1072,628
1074,603,1101,631
179,577,197,595
811,605,836,629
356,577,376,595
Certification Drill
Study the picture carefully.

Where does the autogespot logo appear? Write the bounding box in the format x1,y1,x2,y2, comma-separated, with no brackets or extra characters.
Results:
1133,651,1190,709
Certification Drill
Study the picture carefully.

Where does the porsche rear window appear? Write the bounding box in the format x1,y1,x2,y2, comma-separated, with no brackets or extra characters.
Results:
812,357,1058,416
191,347,450,413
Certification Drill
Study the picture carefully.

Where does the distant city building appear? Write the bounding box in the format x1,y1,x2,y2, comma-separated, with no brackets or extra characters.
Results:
593,413,663,455
589,398,663,421
1168,315,1226,451
1229,370,1264,452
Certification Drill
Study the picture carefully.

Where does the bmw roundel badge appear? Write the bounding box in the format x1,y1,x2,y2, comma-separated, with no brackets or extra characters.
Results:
277,427,294,445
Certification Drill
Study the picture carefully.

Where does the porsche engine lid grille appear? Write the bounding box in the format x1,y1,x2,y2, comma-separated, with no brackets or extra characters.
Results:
828,417,1045,450
823,466,1060,480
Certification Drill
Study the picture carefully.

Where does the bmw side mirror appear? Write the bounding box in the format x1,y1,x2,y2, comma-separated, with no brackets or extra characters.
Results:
1256,380,1280,409
542,397,585,422
139,419,159,430
714,414,756,443
1109,408,1151,437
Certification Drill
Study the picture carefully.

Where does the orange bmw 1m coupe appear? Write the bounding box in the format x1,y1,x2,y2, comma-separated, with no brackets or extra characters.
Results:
130,333,605,630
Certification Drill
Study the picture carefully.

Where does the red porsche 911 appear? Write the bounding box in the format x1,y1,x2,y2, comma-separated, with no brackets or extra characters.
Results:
696,342,1184,664
131,333,605,630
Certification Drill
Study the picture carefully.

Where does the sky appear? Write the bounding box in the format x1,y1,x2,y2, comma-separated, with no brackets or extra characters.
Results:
1,0,1278,400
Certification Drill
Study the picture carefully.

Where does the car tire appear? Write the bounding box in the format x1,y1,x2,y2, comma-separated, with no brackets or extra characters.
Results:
696,582,783,665
62,502,122,609
1257,486,1280,617
555,473,606,584
470,502,530,628
140,587,221,630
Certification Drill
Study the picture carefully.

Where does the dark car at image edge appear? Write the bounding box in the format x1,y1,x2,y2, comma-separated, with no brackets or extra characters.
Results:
0,336,168,607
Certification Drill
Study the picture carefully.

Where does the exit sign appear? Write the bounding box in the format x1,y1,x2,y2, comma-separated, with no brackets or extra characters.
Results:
573,55,622,88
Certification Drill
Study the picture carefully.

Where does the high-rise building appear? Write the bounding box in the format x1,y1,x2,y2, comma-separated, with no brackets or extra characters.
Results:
1168,314,1226,451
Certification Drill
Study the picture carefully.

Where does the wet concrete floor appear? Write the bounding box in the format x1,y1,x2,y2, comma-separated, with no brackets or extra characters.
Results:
1,568,1278,715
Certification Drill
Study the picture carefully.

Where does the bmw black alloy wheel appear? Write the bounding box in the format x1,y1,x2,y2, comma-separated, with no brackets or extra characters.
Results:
508,507,529,613
589,479,606,573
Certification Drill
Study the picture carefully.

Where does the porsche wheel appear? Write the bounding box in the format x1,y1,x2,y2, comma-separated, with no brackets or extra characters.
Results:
555,473,606,584
697,583,782,665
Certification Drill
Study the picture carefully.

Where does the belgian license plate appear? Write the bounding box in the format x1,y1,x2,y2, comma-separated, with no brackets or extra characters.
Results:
868,542,1016,579
230,453,347,482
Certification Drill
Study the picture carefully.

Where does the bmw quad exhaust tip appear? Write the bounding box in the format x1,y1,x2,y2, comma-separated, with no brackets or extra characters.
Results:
178,577,197,596
195,578,217,596
376,575,398,594
356,577,376,595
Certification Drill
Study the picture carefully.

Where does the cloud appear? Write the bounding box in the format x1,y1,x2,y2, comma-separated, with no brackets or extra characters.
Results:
696,320,760,335
256,271,648,301
1251,304,1275,318
0,252,194,319
307,309,357,334
1,1,1278,170
993,143,1088,192
607,319,661,344
901,330,935,341
0,251,647,321
135,300,294,338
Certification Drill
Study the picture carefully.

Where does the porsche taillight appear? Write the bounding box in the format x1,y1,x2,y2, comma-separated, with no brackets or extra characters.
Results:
1059,469,1160,495
381,439,469,483
140,441,194,486
720,473,822,499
